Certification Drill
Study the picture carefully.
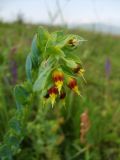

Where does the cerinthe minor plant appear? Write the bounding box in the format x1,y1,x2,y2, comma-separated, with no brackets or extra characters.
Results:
0,27,85,159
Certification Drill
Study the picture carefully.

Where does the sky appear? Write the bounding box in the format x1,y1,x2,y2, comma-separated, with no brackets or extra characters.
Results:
0,0,120,26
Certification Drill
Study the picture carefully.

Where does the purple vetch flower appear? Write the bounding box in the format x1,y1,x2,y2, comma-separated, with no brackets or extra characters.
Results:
9,47,18,85
105,57,111,80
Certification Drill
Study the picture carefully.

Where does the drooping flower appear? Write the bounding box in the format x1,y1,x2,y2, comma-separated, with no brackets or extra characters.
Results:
73,64,86,82
60,92,66,99
59,91,66,106
52,70,64,94
48,86,58,107
68,78,80,95
73,64,84,74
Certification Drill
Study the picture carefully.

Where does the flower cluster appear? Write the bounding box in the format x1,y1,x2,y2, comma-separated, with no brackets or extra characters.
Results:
32,27,86,107
44,65,85,107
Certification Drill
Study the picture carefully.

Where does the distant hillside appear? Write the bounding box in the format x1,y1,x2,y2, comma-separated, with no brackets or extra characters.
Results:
69,23,120,35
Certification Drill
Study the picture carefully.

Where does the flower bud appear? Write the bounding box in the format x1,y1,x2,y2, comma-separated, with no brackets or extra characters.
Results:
68,38,79,47
68,78,80,95
52,70,64,94
73,64,85,74
48,86,58,107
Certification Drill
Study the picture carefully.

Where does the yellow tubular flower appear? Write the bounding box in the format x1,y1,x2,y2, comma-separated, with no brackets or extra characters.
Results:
55,81,63,94
72,85,80,95
48,86,58,107
52,70,64,94
68,78,80,95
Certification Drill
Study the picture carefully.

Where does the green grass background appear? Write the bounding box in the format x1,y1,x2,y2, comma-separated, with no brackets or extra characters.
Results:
0,22,120,160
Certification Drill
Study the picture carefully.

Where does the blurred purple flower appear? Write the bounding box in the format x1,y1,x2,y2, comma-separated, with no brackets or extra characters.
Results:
105,57,111,80
9,47,18,84
10,60,18,84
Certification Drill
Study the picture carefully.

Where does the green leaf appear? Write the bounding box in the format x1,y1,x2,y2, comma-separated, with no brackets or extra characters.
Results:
63,58,77,68
61,65,75,77
56,35,72,48
14,86,29,107
6,136,19,151
44,37,65,58
30,35,40,68
37,26,50,53
9,119,21,135
51,31,67,47
65,51,81,64
10,138,19,152
33,63,53,92
31,35,40,56
0,145,12,160
25,54,32,82
33,70,51,92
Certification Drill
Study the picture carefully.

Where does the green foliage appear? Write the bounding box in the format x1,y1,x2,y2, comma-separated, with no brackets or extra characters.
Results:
0,84,31,159
0,26,84,159
0,23,120,160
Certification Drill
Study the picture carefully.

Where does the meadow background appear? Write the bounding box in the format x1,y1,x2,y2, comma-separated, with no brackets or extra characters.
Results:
0,0,120,159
